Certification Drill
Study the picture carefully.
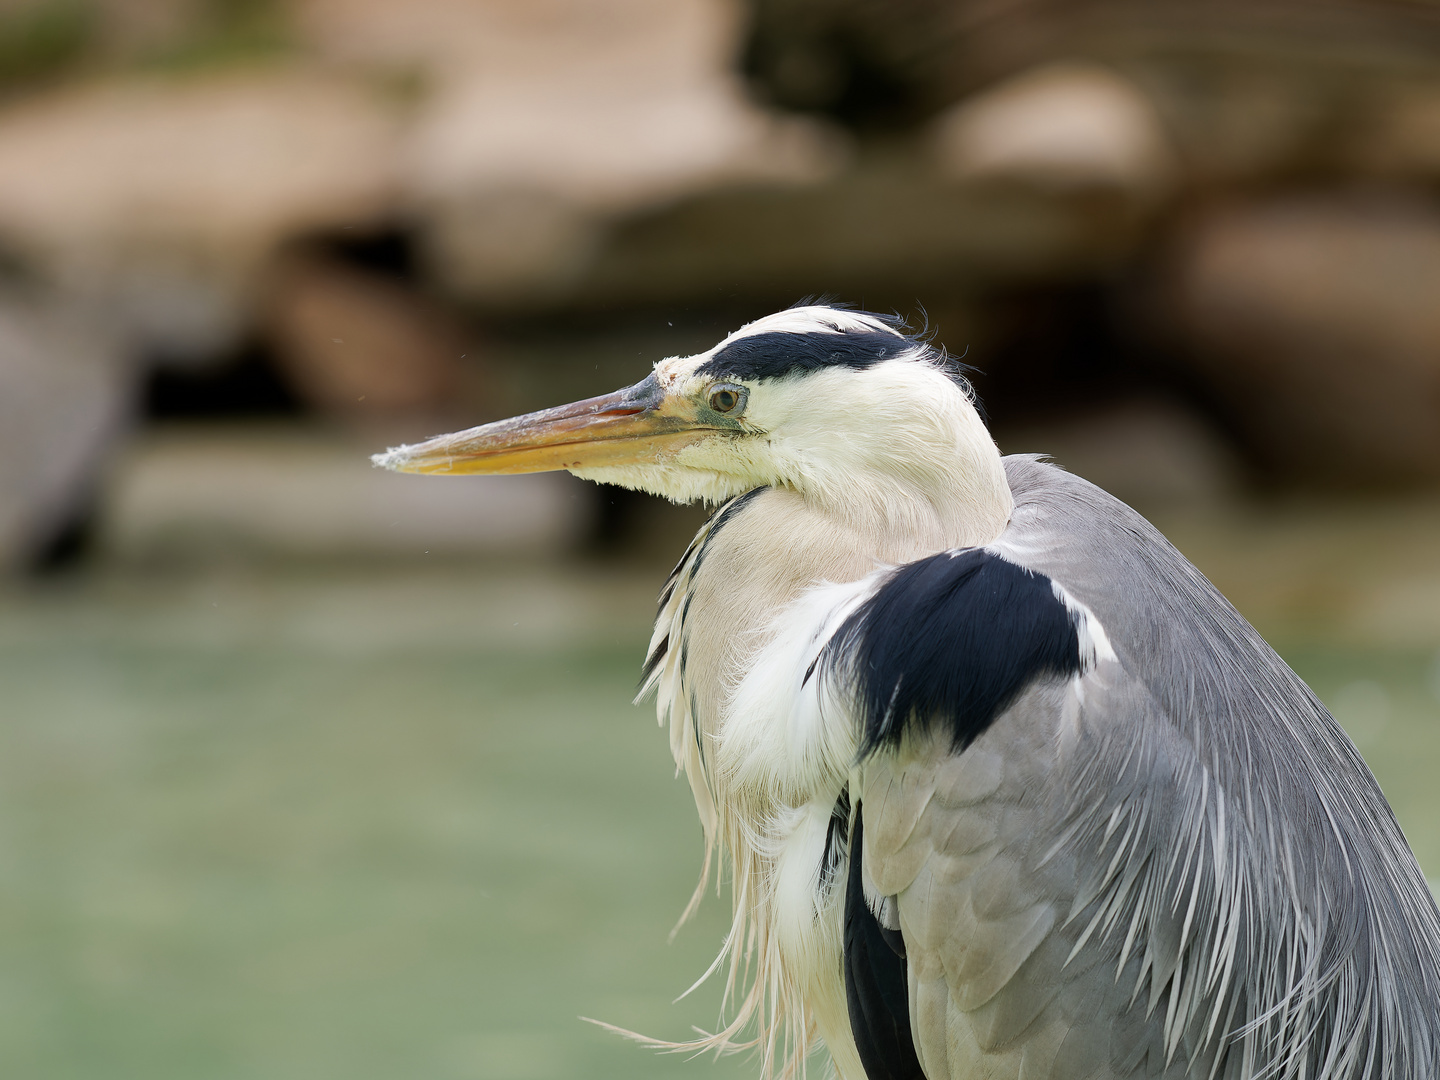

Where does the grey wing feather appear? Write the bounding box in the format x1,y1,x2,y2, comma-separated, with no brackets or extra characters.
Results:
866,669,1202,1080
859,458,1440,1080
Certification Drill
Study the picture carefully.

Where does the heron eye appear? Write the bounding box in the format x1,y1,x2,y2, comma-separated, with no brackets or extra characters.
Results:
708,384,745,414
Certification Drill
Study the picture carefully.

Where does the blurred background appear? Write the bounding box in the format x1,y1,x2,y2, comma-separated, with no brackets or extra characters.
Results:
0,0,1438,1076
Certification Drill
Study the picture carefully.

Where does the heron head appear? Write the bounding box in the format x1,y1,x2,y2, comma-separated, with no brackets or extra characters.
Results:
373,305,1009,535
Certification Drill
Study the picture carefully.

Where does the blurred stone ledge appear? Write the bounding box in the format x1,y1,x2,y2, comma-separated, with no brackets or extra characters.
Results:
98,425,595,563
3,0,1440,579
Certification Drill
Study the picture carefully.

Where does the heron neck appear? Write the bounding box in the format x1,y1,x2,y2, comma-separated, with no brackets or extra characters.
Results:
794,436,1014,553
805,483,1009,555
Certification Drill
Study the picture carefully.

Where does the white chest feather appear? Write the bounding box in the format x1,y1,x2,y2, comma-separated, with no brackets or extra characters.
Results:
642,488,971,1078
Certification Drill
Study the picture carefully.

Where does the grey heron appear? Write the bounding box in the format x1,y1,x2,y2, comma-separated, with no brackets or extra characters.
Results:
373,305,1440,1080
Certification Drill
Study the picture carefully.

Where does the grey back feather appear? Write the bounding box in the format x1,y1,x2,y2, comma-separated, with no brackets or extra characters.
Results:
981,457,1440,1078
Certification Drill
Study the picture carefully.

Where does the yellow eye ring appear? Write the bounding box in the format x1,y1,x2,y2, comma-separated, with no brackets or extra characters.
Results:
708,384,746,414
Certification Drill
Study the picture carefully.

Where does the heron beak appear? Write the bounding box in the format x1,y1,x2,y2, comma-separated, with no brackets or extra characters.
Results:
371,374,708,475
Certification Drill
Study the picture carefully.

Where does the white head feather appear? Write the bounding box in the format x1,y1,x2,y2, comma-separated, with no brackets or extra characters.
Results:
570,306,1013,550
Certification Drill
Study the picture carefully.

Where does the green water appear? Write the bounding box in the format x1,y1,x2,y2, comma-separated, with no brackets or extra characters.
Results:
0,556,1436,1079
0,566,750,1080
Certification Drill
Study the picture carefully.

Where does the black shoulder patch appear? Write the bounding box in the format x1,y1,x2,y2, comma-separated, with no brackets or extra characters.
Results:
696,328,915,382
825,549,1083,756
845,802,925,1080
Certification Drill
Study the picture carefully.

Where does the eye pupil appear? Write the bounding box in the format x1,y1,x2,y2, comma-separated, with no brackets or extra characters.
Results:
711,388,738,412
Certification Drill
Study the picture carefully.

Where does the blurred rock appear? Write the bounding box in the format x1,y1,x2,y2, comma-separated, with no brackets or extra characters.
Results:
417,188,608,308
997,398,1241,510
89,0,194,55
0,0,94,87
0,290,132,568
1164,194,1440,484
930,63,1175,197
296,0,848,306
1140,65,1334,186
1351,81,1440,178
0,68,402,348
744,0,1440,187
263,254,480,420
101,426,594,561
566,155,1151,311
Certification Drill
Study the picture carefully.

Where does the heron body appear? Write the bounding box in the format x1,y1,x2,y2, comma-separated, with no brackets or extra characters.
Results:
375,306,1440,1079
